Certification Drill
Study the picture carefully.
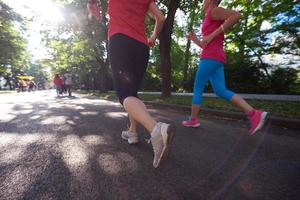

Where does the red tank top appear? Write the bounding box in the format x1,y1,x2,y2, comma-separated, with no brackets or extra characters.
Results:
201,7,226,63
108,0,153,46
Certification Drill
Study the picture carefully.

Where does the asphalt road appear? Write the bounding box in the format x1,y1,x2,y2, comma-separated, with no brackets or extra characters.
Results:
0,91,299,200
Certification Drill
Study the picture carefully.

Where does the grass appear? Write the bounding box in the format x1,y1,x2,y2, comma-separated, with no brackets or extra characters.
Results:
0,90,17,94
77,91,300,119
139,94,300,119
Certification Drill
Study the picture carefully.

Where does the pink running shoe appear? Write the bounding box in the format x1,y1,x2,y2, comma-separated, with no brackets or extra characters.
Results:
182,117,200,128
248,110,269,135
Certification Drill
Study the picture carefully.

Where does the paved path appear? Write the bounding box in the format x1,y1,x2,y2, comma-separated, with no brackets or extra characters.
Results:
0,91,299,200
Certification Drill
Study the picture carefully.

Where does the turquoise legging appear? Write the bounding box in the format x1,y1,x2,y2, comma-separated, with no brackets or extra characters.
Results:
192,58,235,105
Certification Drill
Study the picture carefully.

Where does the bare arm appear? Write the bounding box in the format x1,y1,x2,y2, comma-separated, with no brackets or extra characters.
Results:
203,7,242,45
187,32,205,48
147,1,165,47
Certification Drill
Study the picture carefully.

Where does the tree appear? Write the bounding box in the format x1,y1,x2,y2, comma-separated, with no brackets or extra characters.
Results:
269,67,299,94
223,0,299,78
157,0,207,96
181,0,202,91
87,0,109,92
42,0,110,92
0,1,30,89
159,0,181,97
35,0,300,94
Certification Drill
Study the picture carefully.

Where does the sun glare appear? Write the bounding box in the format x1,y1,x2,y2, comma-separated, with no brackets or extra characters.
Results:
38,2,64,23
27,0,64,23
2,0,65,60
3,0,64,23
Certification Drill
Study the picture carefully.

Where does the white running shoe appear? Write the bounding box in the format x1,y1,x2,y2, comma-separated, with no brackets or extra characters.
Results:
151,122,175,168
121,130,138,144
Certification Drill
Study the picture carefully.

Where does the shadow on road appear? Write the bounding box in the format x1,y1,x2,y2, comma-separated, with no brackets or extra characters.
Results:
0,93,299,200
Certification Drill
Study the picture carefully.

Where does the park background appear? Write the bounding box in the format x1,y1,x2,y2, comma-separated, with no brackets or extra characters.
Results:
0,0,299,96
0,2,300,199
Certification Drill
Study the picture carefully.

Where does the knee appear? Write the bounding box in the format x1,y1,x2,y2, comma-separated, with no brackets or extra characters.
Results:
120,95,138,106
214,88,234,101
214,88,227,99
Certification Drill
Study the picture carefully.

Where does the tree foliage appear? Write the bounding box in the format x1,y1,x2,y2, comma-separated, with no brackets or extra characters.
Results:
41,0,111,91
0,1,30,89
3,0,298,94
220,0,300,94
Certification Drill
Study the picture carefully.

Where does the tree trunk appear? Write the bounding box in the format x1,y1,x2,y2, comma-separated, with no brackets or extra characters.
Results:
159,0,180,98
95,0,109,93
99,60,108,92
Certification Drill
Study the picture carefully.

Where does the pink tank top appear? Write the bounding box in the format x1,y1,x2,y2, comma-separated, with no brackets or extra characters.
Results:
200,7,226,63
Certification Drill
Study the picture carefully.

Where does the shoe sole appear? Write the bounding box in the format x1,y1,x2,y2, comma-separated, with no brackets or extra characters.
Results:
251,112,269,135
155,124,175,168
182,123,200,128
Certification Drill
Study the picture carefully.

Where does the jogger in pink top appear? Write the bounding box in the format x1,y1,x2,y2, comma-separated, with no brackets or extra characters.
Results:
182,0,269,135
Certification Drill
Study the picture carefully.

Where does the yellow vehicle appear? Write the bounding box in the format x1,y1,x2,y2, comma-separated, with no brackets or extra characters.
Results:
16,75,36,92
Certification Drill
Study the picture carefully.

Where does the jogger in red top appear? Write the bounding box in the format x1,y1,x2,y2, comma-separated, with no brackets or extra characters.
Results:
53,74,63,97
87,0,175,168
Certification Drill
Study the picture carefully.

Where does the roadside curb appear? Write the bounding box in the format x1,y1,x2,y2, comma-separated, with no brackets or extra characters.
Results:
79,93,300,130
144,101,300,130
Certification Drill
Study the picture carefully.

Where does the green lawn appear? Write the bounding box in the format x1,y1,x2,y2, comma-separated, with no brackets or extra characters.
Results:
0,90,16,94
139,94,300,119
79,91,300,119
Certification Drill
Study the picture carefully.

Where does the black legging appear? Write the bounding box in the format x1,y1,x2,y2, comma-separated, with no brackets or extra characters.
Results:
109,33,150,105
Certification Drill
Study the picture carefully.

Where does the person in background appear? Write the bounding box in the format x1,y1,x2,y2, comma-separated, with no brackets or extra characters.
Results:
53,74,63,97
28,80,36,92
60,74,66,95
64,72,73,96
